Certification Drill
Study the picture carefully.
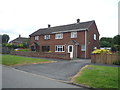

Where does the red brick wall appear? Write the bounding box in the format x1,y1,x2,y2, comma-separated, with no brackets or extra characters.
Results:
87,22,100,58
30,31,86,58
10,51,70,60
29,22,99,59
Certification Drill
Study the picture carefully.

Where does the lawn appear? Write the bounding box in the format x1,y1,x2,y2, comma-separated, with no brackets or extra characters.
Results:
73,65,119,88
0,54,54,66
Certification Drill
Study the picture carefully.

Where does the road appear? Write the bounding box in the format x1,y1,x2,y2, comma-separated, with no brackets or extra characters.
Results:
2,65,89,89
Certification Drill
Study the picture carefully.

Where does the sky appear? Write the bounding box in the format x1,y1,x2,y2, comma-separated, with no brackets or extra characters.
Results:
0,0,119,41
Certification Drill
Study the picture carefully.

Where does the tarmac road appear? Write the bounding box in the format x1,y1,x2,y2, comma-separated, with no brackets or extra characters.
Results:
2,65,89,89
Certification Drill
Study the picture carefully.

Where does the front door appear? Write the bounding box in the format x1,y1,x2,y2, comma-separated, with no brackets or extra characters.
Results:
68,45,73,59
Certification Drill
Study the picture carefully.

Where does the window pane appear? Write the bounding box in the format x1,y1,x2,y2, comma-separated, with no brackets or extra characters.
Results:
42,46,50,52
81,45,85,51
56,34,63,39
71,32,77,38
69,46,72,52
55,45,64,52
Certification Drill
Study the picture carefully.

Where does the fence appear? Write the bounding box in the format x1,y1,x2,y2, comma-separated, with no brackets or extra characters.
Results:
10,51,70,60
91,54,120,64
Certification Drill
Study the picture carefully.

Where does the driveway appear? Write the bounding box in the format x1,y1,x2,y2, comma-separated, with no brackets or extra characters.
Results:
14,59,91,81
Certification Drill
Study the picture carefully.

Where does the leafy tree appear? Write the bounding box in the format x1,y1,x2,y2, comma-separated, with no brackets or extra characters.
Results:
113,35,120,45
2,34,10,44
100,41,111,47
100,37,113,47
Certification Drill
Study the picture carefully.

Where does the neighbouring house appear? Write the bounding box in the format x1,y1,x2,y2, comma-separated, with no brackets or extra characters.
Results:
29,19,100,59
10,35,29,45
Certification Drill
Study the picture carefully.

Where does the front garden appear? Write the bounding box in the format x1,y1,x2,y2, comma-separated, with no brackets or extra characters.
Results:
0,54,54,66
72,65,119,88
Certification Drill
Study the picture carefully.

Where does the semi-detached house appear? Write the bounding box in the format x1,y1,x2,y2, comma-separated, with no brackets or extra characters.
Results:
29,19,100,59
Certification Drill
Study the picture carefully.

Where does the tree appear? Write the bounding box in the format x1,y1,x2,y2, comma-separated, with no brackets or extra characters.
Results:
100,37,113,47
113,35,120,45
100,41,111,47
2,34,10,44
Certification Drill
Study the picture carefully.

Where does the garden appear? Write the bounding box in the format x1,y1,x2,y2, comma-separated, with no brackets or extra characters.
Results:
0,54,54,66
72,65,119,88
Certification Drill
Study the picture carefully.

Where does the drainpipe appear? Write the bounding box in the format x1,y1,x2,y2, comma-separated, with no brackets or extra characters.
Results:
76,45,77,58
85,30,87,59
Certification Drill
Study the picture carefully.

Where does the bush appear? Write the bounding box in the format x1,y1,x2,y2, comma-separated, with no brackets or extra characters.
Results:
15,49,30,51
113,61,120,65
92,49,112,54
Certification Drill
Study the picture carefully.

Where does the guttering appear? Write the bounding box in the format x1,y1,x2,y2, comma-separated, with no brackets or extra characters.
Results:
52,28,87,34
85,30,87,59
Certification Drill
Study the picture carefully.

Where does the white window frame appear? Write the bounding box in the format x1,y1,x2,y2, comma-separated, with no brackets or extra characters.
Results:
44,35,50,40
81,45,86,51
94,34,97,40
35,36,39,40
55,45,65,52
71,32,77,38
55,33,63,39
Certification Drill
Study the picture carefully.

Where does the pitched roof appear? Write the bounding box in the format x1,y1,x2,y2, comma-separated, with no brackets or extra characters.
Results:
30,20,95,36
10,37,29,43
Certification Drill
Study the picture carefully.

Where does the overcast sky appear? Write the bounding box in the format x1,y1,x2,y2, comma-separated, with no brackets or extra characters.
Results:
0,0,119,41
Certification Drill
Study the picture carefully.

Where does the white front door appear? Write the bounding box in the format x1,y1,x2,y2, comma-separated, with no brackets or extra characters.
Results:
68,45,73,59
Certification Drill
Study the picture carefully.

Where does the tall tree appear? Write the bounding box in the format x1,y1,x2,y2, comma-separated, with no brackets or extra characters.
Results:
2,34,10,44
113,35,120,45
100,37,113,47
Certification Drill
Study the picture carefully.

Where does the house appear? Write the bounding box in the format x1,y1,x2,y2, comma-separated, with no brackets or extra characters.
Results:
29,19,100,59
10,35,29,45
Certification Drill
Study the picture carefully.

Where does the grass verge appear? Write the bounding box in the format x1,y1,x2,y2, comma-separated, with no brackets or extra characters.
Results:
72,65,119,88
0,54,55,66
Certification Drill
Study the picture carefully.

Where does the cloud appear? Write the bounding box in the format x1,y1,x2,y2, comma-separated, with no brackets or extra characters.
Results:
0,0,119,41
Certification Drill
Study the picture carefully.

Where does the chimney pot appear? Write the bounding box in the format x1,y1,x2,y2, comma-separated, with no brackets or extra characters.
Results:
48,24,51,28
19,34,21,38
77,19,80,23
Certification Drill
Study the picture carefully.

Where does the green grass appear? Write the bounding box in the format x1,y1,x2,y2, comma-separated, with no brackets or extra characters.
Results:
73,65,119,88
0,54,53,66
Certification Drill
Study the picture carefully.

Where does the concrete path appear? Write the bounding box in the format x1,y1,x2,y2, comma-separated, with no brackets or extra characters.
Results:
2,65,89,89
14,59,91,81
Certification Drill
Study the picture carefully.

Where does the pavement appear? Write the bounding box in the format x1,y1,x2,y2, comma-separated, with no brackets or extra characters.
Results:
13,59,91,81
2,65,90,89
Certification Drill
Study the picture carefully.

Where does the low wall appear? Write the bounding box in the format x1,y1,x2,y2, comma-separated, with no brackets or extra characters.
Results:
10,51,70,60
91,54,120,64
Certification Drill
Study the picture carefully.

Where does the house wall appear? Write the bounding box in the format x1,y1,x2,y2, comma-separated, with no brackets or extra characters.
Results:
30,23,100,59
87,22,100,58
30,31,86,58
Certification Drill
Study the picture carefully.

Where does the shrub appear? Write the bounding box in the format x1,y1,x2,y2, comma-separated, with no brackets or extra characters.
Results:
113,61,120,65
92,49,112,54
48,51,52,53
15,49,30,51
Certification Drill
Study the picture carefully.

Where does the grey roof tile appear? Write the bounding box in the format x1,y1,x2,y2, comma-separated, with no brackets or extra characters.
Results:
30,20,95,36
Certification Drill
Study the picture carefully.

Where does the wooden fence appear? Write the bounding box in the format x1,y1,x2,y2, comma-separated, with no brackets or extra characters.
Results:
91,54,120,64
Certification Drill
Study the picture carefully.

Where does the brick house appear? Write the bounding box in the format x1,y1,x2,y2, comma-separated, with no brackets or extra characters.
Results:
10,35,29,45
29,19,100,59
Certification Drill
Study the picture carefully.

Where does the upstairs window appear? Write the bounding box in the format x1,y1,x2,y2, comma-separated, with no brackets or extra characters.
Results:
94,34,97,40
55,45,65,52
55,33,63,39
35,36,39,40
71,32,77,38
44,35,50,40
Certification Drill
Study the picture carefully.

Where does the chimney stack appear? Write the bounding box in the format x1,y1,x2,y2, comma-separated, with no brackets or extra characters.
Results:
77,19,80,23
48,24,51,28
19,34,21,38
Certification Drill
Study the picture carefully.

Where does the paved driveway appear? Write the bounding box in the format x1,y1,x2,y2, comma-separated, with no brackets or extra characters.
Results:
14,59,91,81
